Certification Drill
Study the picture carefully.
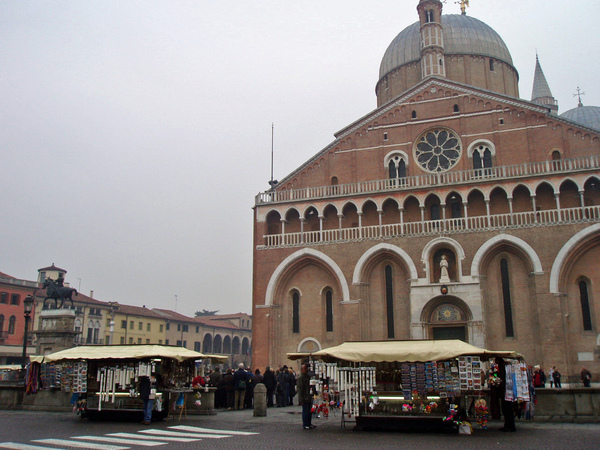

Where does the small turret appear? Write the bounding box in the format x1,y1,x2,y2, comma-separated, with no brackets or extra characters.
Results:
417,0,446,79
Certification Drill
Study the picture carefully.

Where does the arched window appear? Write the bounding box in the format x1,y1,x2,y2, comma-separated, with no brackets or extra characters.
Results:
426,10,434,23
232,336,241,354
203,334,213,353
430,204,440,221
386,153,408,184
0,314,4,334
500,259,514,337
292,291,300,334
8,316,16,335
213,334,223,353
241,337,250,356
411,110,417,119
579,280,593,331
223,335,232,354
471,142,494,175
453,104,460,113
325,290,334,332
385,265,395,339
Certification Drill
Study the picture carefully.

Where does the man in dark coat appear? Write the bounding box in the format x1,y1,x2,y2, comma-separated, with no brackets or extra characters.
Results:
263,367,276,407
296,364,315,429
233,363,247,410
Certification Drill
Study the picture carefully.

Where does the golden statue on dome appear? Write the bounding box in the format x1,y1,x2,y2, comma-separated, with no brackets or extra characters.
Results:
455,0,469,15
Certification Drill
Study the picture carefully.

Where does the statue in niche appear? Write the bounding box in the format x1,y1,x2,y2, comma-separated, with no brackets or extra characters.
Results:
439,254,451,283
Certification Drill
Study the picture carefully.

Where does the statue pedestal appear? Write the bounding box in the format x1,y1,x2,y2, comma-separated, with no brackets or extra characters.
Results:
35,309,79,355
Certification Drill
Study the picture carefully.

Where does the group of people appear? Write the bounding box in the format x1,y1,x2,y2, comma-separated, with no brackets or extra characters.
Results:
196,363,299,411
533,365,594,389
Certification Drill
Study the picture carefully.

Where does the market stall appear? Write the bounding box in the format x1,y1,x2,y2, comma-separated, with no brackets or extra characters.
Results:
42,344,212,421
289,340,527,432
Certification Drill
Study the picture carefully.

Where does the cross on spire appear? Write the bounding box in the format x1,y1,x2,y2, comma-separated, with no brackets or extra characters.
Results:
574,87,585,107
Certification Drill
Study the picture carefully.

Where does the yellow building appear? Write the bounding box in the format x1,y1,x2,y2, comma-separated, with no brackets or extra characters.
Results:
110,304,166,346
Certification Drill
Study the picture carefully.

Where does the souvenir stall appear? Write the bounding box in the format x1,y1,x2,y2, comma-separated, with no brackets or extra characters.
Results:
43,345,208,421
290,340,525,432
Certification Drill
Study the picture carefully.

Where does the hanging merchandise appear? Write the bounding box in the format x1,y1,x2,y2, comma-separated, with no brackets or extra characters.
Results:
474,398,488,429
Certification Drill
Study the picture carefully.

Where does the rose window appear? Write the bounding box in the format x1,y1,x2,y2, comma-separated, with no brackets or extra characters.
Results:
414,128,462,173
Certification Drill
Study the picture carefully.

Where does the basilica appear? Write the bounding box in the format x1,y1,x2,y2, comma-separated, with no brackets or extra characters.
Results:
251,0,600,380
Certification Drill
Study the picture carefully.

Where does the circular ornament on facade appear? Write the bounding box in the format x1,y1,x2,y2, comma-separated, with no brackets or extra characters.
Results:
414,128,462,173
434,304,462,322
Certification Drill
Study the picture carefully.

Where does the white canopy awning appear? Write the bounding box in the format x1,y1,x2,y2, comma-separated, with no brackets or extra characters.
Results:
288,340,521,363
44,344,209,363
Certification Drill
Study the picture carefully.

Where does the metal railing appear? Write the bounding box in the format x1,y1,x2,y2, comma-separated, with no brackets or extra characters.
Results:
255,156,600,205
260,205,600,249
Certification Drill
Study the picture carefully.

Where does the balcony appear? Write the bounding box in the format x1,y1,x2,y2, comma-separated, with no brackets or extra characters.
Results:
260,205,600,249
255,156,600,205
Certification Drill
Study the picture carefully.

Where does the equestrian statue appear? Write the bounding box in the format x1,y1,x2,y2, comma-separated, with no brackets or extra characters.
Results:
41,276,78,309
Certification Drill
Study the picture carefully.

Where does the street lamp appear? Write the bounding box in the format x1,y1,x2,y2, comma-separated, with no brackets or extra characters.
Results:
21,295,34,369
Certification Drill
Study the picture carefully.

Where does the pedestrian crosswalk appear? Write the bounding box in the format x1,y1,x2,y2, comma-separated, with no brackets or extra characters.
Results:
0,425,259,450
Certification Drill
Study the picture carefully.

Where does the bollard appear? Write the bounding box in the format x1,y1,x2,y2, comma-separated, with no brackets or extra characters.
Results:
253,383,267,417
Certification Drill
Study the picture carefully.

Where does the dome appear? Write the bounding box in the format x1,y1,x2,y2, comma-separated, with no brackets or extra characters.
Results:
560,105,600,131
379,15,514,79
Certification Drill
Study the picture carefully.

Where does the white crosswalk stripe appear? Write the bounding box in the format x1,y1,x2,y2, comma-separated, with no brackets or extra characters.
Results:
169,425,259,435
72,436,166,446
138,430,229,439
0,444,65,450
1,425,258,449
33,439,128,450
107,433,200,442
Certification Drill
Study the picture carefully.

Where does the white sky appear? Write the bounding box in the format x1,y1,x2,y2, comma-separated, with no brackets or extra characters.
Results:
1,1,598,317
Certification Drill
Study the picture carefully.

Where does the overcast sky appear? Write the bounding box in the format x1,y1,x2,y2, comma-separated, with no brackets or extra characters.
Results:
1,1,598,318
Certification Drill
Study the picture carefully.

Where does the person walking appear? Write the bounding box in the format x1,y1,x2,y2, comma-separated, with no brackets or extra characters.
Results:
138,373,156,425
548,366,555,389
552,367,562,388
233,363,247,410
263,366,276,407
581,367,592,387
297,363,315,430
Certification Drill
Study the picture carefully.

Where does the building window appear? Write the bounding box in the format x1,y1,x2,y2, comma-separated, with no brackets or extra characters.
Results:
177,324,181,332
165,339,169,345
472,143,494,175
146,339,150,344
121,320,127,329
383,132,388,141
8,316,16,335
138,322,143,330
159,340,163,345
430,204,440,221
129,337,133,344
166,323,170,331
292,291,300,334
579,280,593,331
453,104,460,113
159,324,164,332
0,314,4,334
196,326,200,333
137,338,142,344
0,292,7,304
426,9,434,23
182,325,189,332
414,128,462,173
194,342,201,352
325,290,334,332
411,110,417,119
129,321,134,329
500,259,514,337
490,59,495,71
10,294,19,306
385,265,395,339
120,337,125,344
147,323,151,332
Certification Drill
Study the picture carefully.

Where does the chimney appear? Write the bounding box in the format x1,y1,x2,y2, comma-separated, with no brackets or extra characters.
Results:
90,290,94,298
